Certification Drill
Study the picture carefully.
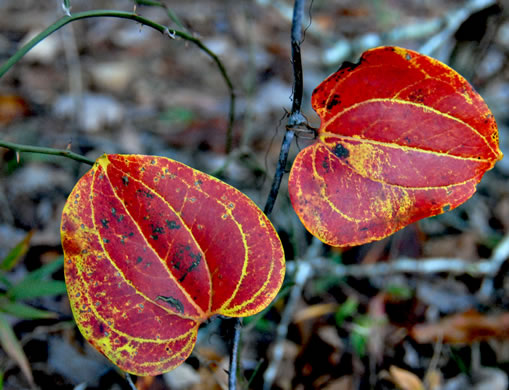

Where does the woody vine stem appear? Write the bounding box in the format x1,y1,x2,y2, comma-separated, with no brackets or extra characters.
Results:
226,1,307,389
263,0,307,216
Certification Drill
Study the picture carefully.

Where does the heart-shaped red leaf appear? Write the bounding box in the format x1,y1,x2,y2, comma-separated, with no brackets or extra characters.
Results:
289,46,502,247
61,154,285,375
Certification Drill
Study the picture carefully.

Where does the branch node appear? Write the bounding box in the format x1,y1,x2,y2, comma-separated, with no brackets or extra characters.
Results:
287,111,306,127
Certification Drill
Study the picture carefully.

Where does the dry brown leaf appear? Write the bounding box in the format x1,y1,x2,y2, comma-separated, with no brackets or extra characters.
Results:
411,310,509,344
0,95,30,125
294,303,338,323
0,314,33,387
322,375,353,390
135,375,155,390
424,369,442,390
389,365,424,390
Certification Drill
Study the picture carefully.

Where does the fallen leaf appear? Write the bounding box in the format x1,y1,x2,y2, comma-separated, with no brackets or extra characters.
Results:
411,310,509,344
389,365,424,390
0,313,33,386
0,95,30,125
294,303,338,323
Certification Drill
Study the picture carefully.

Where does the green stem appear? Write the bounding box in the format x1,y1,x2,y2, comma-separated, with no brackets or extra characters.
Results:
0,9,236,153
0,140,94,165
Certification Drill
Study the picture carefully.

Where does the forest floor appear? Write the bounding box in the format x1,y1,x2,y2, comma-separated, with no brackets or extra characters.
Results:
2,0,509,389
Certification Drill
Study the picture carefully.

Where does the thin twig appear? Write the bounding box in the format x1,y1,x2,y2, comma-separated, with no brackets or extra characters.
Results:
301,0,496,65
263,261,312,390
419,0,496,56
263,0,307,216
228,318,242,390
226,2,309,388
263,130,295,215
261,3,308,386
125,372,138,390
286,233,509,278
0,9,236,154
0,140,94,165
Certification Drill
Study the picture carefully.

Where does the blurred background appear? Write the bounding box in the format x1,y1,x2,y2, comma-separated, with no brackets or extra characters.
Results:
1,0,509,389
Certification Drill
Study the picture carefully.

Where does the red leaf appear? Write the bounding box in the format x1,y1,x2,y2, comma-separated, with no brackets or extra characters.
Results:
61,154,285,375
289,46,502,247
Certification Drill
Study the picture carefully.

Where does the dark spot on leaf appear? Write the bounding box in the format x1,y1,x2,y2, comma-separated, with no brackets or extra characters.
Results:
443,204,451,212
103,238,110,244
326,94,341,110
178,253,202,282
188,253,202,270
359,227,369,231
322,160,329,171
332,144,350,159
137,257,143,264
101,219,109,228
111,207,116,215
122,176,129,186
151,160,156,164
99,324,104,333
156,295,184,314
151,224,165,234
405,52,412,60
150,235,158,240
137,189,154,198
166,220,181,230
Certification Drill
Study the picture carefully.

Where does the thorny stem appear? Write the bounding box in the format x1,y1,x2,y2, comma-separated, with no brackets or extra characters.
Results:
0,9,236,154
0,140,94,165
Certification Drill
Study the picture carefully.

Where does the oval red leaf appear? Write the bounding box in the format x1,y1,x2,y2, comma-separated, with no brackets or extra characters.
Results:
61,154,285,375
289,46,502,247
